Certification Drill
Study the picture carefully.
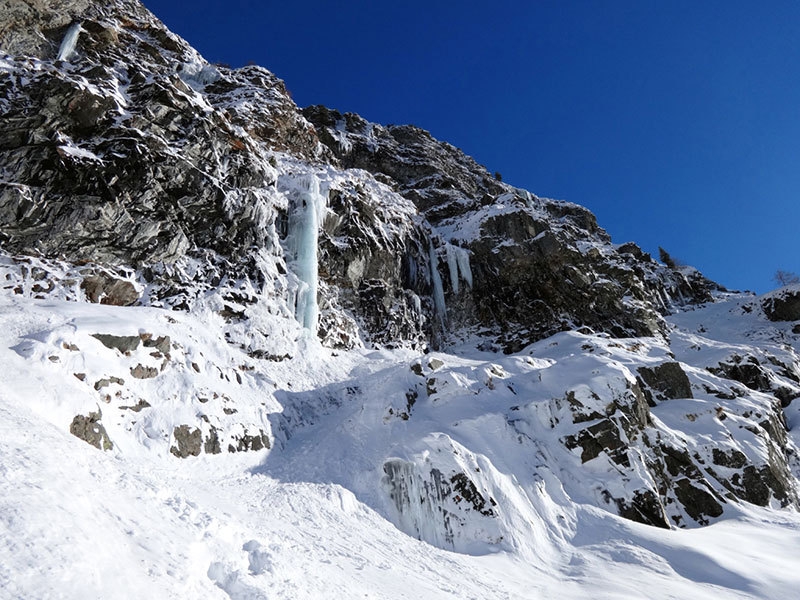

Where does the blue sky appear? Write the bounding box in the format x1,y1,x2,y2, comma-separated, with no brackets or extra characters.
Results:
143,0,800,293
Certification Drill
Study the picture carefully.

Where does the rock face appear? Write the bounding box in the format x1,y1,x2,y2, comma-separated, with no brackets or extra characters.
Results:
637,362,693,404
0,0,720,353
70,410,113,450
2,0,800,540
303,105,721,350
762,286,800,322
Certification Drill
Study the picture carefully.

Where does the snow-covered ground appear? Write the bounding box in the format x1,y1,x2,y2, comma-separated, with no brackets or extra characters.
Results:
2,286,800,599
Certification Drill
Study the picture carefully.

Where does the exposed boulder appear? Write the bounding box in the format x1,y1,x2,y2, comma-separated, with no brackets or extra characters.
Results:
228,430,271,453
130,364,158,379
708,355,772,394
637,362,693,404
762,286,800,322
170,425,202,458
70,410,112,450
91,333,140,354
81,274,138,306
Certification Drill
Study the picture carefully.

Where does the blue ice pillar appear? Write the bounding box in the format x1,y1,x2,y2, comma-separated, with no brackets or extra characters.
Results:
288,175,327,332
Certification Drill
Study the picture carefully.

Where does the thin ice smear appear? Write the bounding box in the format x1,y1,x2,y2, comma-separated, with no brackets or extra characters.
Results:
57,22,81,62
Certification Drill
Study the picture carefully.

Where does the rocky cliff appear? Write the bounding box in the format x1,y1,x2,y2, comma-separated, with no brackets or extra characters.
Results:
2,0,800,545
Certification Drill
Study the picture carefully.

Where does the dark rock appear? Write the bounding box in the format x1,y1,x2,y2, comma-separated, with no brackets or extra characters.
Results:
170,425,202,458
709,357,772,393
612,489,670,529
660,444,703,478
450,473,495,516
91,333,140,353
204,425,221,454
637,362,693,403
762,287,800,322
304,104,721,350
93,376,124,390
227,429,271,452
130,364,158,379
673,478,724,523
563,418,629,466
119,399,151,412
70,410,112,450
142,334,171,355
566,390,604,424
711,448,747,469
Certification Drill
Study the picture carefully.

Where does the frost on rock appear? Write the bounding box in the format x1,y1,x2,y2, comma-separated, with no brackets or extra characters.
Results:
381,453,504,554
383,459,458,549
178,55,221,88
57,22,81,62
286,174,328,333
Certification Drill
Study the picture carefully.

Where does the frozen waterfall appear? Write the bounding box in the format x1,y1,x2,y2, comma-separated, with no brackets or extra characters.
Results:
445,243,473,295
288,175,327,332
429,242,447,329
57,22,82,62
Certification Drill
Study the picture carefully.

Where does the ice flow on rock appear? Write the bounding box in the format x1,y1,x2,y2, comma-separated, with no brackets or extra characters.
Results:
57,22,81,62
287,174,327,332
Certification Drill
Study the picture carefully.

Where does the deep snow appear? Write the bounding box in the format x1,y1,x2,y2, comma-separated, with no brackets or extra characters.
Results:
2,283,800,599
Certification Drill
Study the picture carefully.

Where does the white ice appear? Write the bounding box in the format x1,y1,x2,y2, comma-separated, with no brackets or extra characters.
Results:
445,242,473,294
287,174,327,332
429,241,447,328
57,22,81,62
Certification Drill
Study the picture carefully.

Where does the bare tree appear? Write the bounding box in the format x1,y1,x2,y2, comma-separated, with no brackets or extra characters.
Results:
774,270,800,287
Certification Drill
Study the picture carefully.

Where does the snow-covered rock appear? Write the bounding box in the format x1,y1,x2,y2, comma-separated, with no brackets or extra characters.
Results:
2,1,800,598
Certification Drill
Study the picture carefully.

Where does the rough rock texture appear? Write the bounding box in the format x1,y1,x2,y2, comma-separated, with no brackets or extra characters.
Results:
303,105,721,350
3,0,800,536
0,0,721,352
170,424,201,458
91,333,140,353
637,362,693,404
70,410,112,450
762,286,800,322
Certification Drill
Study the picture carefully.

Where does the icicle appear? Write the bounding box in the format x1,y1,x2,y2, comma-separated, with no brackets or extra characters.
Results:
57,22,82,62
288,174,327,332
455,246,473,290
444,243,473,295
410,293,422,317
429,241,446,329
446,244,459,295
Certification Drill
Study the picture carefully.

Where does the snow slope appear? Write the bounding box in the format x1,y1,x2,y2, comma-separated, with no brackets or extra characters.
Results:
2,285,800,599
2,2,800,597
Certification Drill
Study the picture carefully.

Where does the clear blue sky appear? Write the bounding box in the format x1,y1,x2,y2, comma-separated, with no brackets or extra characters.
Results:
143,0,800,294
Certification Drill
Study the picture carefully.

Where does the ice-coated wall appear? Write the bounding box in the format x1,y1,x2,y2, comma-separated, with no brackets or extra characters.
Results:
445,243,473,295
287,174,327,332
57,22,81,62
429,242,447,329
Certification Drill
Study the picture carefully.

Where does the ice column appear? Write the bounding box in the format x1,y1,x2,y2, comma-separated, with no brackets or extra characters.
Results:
57,22,82,62
445,243,473,295
429,242,447,328
288,175,327,332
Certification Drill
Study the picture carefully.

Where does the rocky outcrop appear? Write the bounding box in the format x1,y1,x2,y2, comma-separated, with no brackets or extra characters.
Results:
170,424,202,458
70,410,112,450
304,105,721,350
4,0,799,542
762,286,800,322
637,362,693,404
